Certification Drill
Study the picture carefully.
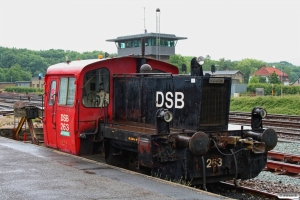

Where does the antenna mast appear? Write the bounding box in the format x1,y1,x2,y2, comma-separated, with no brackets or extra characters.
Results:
143,7,146,33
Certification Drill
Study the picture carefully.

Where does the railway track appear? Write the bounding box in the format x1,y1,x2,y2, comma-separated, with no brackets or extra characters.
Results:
229,112,300,142
231,111,300,121
215,151,300,199
217,181,300,200
267,151,300,175
229,115,300,129
0,93,43,116
217,181,280,199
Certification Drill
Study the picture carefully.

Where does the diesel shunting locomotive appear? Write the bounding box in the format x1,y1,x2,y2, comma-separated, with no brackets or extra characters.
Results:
43,55,277,187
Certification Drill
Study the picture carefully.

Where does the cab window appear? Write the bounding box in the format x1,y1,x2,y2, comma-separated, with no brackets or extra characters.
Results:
58,77,76,106
48,81,56,106
82,68,109,107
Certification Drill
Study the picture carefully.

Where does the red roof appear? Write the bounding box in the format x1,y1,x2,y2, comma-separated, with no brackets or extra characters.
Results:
252,66,288,77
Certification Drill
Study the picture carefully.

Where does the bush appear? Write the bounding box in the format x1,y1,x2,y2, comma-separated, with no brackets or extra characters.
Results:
4,86,44,93
247,83,300,96
230,95,300,115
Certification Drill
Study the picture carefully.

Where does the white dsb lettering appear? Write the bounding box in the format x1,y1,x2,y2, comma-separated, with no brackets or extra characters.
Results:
165,92,173,108
156,91,184,109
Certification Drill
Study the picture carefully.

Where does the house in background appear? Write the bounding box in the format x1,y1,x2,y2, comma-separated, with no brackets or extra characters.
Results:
31,77,44,89
291,77,300,86
203,70,244,84
0,82,16,90
250,66,289,85
16,81,31,87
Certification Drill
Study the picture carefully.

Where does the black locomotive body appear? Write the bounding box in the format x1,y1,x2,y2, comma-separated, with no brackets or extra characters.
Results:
103,73,277,185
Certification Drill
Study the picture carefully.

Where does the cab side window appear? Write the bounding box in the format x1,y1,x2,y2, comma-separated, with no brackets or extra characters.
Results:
82,68,109,107
48,81,56,106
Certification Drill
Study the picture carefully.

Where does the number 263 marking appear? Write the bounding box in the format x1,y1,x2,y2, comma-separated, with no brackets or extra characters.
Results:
206,158,222,168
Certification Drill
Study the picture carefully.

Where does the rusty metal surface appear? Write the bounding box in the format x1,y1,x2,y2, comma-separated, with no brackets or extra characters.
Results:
268,151,300,163
104,121,270,184
109,124,156,134
266,160,300,174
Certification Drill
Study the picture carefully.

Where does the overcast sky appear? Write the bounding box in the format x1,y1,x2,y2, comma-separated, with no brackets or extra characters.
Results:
0,0,299,65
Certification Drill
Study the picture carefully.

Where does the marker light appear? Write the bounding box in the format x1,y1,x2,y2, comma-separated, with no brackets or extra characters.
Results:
251,107,267,129
157,109,173,122
163,111,173,122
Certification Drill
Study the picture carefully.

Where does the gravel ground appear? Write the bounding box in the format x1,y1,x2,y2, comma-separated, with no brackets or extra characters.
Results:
236,141,300,197
272,141,300,155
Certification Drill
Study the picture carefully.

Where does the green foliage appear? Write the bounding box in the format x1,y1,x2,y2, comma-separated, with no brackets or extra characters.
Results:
249,75,267,84
1,46,299,84
247,83,300,96
4,86,43,93
233,59,266,83
258,75,266,83
249,76,259,84
268,72,281,84
0,47,117,81
169,54,194,74
230,95,300,115
267,61,300,83
0,68,5,81
169,54,187,74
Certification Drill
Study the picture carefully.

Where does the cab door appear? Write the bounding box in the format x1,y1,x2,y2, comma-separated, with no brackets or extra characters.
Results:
55,77,76,154
44,77,59,148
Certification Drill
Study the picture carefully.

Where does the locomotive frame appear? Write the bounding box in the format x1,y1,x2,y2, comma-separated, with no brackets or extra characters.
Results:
43,55,277,187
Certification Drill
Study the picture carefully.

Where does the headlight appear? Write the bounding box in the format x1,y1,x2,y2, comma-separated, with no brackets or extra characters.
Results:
157,109,173,122
260,108,267,118
252,107,267,118
251,107,267,129
163,111,173,122
197,56,205,65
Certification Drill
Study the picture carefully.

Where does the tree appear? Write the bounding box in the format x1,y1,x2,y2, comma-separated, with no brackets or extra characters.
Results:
6,64,32,82
234,59,266,83
170,54,188,74
249,76,259,84
268,72,281,84
0,68,6,81
7,64,22,81
258,75,266,83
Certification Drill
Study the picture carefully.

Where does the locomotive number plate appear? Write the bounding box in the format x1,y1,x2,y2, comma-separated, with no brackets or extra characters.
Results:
206,158,222,168
209,78,224,84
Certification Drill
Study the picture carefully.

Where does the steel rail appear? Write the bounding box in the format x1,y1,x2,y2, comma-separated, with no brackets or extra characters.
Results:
268,151,300,163
266,160,300,174
230,111,300,121
229,117,300,129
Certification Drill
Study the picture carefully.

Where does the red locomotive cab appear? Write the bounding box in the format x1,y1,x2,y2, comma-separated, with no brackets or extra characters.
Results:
43,57,178,155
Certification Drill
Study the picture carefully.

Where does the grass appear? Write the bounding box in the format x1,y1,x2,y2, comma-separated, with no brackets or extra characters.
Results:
230,95,300,115
152,171,192,186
